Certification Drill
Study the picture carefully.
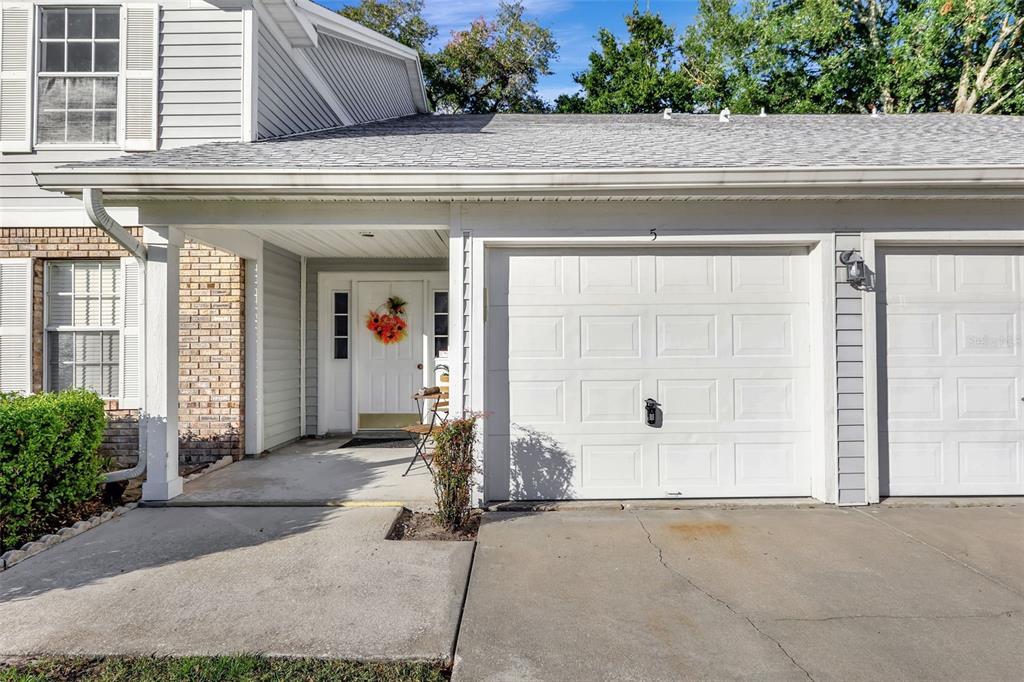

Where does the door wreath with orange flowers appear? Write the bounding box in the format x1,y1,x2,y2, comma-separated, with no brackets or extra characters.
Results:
366,296,409,344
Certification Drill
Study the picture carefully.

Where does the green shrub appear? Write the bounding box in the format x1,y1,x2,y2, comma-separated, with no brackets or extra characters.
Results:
0,390,107,552
431,415,479,532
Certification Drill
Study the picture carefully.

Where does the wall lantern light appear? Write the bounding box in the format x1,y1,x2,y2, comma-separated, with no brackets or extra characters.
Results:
839,249,868,289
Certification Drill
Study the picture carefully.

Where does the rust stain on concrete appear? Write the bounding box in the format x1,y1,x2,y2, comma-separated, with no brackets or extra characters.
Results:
668,522,734,539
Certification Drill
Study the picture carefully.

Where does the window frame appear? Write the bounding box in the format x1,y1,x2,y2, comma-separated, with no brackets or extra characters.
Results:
332,290,350,360
43,259,122,399
33,4,122,149
432,290,449,359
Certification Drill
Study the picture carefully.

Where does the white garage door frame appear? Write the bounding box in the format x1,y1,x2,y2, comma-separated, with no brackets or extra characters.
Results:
468,233,838,503
862,231,1024,503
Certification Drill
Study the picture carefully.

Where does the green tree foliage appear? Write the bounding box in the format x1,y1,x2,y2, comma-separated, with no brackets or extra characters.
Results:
678,0,1024,114
555,7,692,113
429,2,558,113
338,0,437,52
339,0,557,113
557,0,1021,114
891,0,1024,113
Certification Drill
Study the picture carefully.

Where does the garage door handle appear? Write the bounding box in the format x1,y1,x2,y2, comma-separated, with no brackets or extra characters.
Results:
644,398,660,426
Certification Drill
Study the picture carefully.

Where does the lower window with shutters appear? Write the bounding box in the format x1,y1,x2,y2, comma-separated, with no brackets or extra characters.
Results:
44,260,121,398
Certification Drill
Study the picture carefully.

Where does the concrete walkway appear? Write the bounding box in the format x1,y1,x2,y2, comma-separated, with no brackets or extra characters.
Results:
0,507,472,661
172,436,434,509
454,505,1024,681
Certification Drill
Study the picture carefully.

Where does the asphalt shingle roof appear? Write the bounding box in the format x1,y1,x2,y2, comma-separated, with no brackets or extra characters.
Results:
74,113,1024,170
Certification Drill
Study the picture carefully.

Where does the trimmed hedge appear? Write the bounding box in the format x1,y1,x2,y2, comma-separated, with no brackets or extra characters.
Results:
0,390,107,553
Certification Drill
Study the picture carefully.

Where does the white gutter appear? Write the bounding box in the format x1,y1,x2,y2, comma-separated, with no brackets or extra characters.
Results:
38,165,1024,200
82,187,148,484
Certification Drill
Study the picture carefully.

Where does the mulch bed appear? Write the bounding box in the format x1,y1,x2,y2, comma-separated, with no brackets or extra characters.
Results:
388,508,481,541
2,459,223,554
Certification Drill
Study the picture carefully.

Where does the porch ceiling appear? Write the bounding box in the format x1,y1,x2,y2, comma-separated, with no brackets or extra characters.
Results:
254,227,448,258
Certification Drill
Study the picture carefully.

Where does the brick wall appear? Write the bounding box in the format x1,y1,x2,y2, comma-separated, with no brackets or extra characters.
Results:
0,228,245,467
178,241,245,462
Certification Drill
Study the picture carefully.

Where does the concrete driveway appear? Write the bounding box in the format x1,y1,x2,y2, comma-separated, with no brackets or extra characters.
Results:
454,504,1024,681
0,506,472,661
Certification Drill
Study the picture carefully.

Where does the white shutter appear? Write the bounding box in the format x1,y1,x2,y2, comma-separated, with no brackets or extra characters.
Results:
0,4,33,152
119,257,142,408
0,258,33,394
120,5,158,151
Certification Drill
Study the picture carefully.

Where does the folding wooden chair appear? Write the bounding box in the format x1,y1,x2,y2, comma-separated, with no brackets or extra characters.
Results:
401,390,449,476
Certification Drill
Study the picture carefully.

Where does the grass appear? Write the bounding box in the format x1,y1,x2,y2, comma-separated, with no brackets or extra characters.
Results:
0,655,449,682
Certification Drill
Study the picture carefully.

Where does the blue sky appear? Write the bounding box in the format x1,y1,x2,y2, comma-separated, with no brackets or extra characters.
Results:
322,1,701,104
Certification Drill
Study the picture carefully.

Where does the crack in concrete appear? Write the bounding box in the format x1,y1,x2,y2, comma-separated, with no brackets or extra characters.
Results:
771,611,1019,623
853,508,1024,600
631,511,814,682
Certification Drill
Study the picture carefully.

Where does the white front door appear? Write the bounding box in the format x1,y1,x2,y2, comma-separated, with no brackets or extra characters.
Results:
486,247,814,500
357,280,424,425
880,248,1024,496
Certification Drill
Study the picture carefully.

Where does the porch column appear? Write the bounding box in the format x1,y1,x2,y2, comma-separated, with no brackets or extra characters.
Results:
141,226,184,501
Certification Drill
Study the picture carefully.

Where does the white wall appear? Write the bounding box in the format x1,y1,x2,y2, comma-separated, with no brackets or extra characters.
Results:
261,241,302,450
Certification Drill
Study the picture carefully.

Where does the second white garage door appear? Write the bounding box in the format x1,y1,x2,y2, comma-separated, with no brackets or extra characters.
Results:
486,247,814,499
880,248,1024,496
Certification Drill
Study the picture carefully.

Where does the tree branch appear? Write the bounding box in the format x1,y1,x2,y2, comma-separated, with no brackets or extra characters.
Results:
981,76,1024,114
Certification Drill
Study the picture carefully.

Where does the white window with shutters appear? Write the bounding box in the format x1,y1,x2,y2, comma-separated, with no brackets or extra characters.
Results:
0,259,33,394
0,2,159,153
43,258,139,404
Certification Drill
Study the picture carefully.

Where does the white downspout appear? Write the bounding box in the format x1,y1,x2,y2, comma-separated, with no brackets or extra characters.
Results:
83,187,148,483
299,255,307,436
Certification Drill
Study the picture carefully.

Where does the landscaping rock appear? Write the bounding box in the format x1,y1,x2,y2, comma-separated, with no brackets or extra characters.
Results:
37,534,62,547
2,549,27,569
100,511,115,522
19,542,47,557
72,521,92,532
57,527,81,539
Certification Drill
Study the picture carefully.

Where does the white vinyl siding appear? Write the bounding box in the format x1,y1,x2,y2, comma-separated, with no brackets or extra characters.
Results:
301,33,417,125
159,5,243,147
835,233,867,505
255,21,340,139
262,243,301,450
0,258,33,394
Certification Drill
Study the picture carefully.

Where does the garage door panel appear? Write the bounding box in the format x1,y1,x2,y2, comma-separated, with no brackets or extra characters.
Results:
880,248,1024,496
496,305,810,368
502,431,810,499
494,367,809,435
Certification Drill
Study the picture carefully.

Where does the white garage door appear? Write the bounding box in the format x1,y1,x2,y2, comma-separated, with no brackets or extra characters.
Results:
486,247,814,499
881,248,1024,496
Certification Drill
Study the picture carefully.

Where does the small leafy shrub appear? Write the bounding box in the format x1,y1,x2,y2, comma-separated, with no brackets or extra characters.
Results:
431,415,480,532
0,390,107,552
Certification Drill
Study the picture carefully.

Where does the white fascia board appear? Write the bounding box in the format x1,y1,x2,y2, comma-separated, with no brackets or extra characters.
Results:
291,0,429,113
33,165,1024,200
294,0,420,61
